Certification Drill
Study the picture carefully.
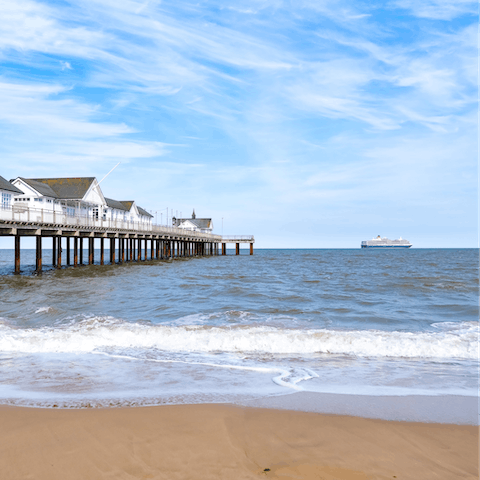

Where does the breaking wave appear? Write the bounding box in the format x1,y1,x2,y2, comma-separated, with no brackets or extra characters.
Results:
0,316,477,360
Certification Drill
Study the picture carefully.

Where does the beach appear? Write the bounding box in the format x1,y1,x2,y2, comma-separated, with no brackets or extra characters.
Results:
1,404,477,480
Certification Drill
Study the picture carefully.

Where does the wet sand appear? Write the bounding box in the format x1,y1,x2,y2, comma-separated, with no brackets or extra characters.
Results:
1,404,477,480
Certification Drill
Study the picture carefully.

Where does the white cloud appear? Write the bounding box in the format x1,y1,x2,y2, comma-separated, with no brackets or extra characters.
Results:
393,0,477,20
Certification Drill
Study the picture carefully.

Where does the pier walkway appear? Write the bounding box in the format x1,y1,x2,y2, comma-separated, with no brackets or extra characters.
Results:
0,206,254,274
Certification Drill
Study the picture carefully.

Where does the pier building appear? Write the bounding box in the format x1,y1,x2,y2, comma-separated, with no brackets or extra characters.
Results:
0,175,254,274
172,210,213,233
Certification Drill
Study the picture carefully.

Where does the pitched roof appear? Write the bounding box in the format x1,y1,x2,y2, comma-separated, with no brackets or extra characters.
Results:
177,218,212,229
119,201,134,211
105,197,130,211
137,206,153,218
22,177,96,199
19,178,58,197
0,176,24,194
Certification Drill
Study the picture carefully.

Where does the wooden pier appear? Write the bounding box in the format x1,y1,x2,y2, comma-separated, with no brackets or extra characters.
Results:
220,236,255,256
0,220,254,274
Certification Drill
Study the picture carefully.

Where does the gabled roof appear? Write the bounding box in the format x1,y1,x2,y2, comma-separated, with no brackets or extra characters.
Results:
21,177,96,200
0,176,24,194
119,201,134,211
18,178,58,197
137,206,153,218
105,198,130,211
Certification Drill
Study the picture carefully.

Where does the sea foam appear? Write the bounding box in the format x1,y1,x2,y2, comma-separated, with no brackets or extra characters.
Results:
0,316,477,360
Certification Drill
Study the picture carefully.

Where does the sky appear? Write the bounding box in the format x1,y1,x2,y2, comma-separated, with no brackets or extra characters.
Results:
0,0,477,248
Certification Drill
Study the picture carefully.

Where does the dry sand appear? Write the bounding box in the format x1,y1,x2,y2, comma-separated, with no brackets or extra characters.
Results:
1,404,477,480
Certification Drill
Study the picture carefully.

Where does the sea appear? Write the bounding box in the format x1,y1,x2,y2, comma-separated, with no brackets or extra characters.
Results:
0,248,478,423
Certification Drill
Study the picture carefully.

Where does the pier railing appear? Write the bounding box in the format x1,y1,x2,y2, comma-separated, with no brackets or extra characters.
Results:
221,235,254,243
0,204,222,241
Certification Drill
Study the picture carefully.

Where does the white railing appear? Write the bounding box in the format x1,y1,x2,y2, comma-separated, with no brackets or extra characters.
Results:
221,235,254,241
0,205,222,241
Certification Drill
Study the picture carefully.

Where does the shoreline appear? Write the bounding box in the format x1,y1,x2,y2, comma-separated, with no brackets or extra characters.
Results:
2,403,478,480
2,391,478,425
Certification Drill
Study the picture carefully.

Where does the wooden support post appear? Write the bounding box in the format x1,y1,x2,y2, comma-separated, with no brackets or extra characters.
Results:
250,243,253,255
111,238,116,264
74,238,78,267
130,239,133,261
122,239,126,263
137,239,141,262
222,243,226,255
14,235,20,274
100,238,104,265
35,236,42,273
65,238,70,266
89,238,94,265
57,236,62,268
52,236,57,267
156,240,160,259
79,238,83,265
34,236,42,272
236,243,240,255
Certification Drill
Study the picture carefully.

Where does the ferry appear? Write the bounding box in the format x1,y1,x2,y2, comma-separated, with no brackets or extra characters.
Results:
361,235,412,248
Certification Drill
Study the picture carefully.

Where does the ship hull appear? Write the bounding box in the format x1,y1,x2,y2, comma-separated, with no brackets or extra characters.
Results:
361,245,412,248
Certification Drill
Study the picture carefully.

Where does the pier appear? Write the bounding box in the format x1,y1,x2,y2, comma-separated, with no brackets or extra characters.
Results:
0,207,254,274
220,235,255,256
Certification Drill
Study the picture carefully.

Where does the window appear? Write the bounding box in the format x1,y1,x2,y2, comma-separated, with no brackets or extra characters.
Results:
66,207,75,216
1,192,11,209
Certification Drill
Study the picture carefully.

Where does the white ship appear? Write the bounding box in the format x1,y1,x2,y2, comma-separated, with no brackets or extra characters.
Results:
361,235,412,248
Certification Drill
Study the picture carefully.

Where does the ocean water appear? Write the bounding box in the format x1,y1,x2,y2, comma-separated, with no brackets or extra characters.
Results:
0,248,478,419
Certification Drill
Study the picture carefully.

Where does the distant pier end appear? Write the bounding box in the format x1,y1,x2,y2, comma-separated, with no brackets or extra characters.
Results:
221,236,255,256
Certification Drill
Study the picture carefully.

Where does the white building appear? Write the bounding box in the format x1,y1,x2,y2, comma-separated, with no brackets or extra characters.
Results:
117,201,153,229
0,175,24,211
11,177,106,220
8,177,153,229
173,210,213,233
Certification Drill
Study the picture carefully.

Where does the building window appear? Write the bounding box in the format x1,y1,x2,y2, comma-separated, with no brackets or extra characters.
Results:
1,193,12,209
66,207,75,216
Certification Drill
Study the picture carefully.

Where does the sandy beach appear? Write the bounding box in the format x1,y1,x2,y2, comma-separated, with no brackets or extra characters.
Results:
1,404,477,480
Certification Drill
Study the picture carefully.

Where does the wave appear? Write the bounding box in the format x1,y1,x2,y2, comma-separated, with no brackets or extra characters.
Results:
0,317,477,360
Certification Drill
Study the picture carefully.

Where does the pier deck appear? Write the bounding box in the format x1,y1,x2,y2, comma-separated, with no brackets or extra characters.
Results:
0,207,254,274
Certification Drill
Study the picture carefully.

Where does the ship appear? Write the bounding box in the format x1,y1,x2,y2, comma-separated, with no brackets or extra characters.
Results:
361,235,412,248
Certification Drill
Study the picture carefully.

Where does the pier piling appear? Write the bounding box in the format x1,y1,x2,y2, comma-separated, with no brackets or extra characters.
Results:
14,235,20,274
52,237,56,267
35,236,42,273
74,238,78,267
66,238,71,266
56,237,62,268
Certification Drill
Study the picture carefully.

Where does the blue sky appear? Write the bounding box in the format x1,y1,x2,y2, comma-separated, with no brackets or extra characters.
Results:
0,0,477,248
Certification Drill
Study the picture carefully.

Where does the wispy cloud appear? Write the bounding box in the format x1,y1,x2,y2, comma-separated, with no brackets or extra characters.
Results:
393,0,477,20
0,0,476,246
